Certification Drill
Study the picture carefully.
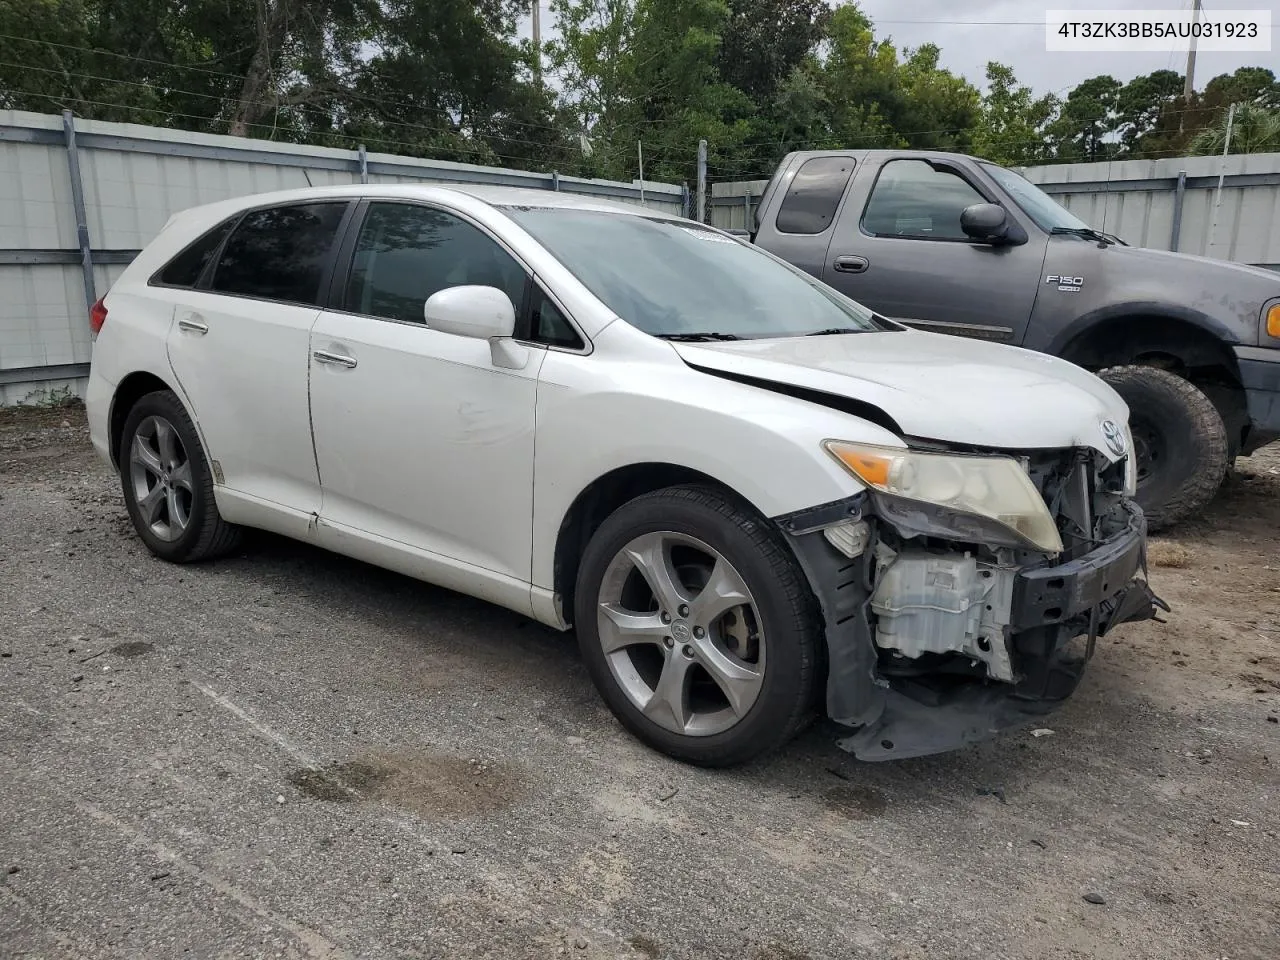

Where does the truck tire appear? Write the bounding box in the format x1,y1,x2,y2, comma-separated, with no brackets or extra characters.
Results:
1098,365,1228,531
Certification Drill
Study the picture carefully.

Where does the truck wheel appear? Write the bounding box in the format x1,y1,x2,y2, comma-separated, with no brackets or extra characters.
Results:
1098,366,1228,531
573,485,821,767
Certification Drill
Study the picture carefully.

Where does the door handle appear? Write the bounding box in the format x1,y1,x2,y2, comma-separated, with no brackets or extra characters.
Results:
177,314,208,334
832,255,869,274
313,349,357,369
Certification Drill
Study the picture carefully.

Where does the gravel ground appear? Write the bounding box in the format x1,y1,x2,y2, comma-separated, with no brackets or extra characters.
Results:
2,403,1278,960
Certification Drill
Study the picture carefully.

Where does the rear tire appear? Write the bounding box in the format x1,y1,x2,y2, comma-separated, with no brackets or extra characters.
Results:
1099,365,1228,531
119,389,241,563
573,485,821,767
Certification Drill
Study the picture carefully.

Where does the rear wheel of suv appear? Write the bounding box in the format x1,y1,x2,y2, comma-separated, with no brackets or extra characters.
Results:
573,484,822,767
1099,365,1228,532
119,389,241,562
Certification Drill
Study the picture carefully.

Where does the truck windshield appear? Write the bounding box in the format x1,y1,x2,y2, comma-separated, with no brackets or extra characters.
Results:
981,162,1091,232
502,207,885,340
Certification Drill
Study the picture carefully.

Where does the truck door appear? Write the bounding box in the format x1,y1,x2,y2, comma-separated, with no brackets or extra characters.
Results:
822,156,1046,344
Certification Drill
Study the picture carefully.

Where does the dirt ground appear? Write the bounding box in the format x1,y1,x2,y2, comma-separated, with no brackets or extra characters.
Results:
1,403,1277,960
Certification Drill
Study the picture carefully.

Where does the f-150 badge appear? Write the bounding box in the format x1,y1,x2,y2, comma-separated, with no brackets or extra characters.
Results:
1046,274,1084,292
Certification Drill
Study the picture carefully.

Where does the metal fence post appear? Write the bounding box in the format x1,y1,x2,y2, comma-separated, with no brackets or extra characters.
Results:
696,140,707,224
1170,170,1186,251
357,145,368,184
743,191,751,231
681,182,691,218
61,110,96,312
552,170,560,191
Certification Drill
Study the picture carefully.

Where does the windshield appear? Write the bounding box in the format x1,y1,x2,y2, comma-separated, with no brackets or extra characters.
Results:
502,207,885,339
981,162,1091,232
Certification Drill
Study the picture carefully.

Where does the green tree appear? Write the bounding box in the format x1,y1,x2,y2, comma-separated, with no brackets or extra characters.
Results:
1046,75,1122,162
970,62,1059,166
1113,69,1184,158
1190,102,1280,155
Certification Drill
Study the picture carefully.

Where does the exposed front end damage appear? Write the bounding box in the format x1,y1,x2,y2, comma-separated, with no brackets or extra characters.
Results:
776,447,1169,761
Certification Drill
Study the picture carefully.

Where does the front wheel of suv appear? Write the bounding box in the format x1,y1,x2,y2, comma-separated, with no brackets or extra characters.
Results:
573,485,822,767
1099,365,1228,532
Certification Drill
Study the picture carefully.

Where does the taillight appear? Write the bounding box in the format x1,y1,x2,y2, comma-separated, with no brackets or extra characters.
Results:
89,296,107,336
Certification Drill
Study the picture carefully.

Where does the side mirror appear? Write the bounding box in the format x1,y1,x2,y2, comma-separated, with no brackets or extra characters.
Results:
424,285,516,340
960,203,1011,243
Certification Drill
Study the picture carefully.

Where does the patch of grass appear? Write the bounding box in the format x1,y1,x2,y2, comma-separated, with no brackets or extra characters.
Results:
1148,539,1191,569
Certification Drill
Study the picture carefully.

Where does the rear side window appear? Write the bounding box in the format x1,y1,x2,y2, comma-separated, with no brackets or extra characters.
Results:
775,157,856,235
210,202,348,305
153,220,233,288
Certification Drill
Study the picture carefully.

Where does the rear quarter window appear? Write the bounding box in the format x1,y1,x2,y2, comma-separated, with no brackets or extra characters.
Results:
151,219,234,288
774,157,856,235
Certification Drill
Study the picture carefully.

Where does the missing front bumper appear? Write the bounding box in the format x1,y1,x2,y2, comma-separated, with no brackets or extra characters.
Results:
780,495,1166,761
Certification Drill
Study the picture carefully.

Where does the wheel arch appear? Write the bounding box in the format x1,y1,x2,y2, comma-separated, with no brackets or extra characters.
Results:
551,462,769,629
109,370,178,470
1052,305,1242,382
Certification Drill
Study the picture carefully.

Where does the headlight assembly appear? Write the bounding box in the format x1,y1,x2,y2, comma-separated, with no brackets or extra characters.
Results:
824,441,1064,554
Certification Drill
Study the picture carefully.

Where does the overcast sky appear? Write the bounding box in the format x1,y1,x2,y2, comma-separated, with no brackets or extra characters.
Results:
857,0,1277,95
519,0,1277,96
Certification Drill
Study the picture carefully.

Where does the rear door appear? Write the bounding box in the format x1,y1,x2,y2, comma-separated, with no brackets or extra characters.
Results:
752,154,860,281
165,200,352,512
822,157,1046,344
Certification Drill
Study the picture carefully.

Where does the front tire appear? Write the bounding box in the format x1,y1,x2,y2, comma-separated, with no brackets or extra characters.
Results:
1099,365,1228,532
573,485,821,767
119,389,241,563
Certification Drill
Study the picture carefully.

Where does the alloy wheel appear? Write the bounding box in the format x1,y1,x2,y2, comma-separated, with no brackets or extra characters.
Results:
595,531,766,737
128,415,194,542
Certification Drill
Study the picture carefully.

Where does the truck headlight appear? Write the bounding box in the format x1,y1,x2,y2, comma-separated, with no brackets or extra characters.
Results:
824,441,1064,554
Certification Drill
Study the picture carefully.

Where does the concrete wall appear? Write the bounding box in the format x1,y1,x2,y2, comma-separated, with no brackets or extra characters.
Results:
0,109,685,403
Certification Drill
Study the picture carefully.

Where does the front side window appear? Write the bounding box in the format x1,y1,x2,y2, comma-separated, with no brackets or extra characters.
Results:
210,202,348,305
775,156,856,235
345,202,527,325
862,159,987,240
503,207,885,340
154,219,233,288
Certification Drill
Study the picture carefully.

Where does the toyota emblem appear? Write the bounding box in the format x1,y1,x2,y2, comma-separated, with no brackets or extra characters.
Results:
1101,419,1127,457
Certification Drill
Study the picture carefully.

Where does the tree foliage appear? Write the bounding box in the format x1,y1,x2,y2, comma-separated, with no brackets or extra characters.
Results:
0,0,1274,184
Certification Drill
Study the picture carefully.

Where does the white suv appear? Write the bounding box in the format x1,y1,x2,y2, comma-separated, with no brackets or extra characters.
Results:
85,184,1164,766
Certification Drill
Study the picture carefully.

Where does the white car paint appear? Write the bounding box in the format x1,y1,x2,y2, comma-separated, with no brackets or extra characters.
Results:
671,329,1132,459
86,182,1133,632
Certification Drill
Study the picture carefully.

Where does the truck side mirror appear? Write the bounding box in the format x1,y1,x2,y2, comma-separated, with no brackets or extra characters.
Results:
960,203,1012,243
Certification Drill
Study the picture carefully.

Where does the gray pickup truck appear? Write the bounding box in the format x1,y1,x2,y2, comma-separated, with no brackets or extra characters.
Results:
747,150,1280,529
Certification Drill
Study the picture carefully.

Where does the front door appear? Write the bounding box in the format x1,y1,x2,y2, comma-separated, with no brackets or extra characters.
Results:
824,157,1047,344
307,200,545,583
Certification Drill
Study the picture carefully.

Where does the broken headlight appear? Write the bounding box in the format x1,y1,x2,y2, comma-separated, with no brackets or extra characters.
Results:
823,441,1065,554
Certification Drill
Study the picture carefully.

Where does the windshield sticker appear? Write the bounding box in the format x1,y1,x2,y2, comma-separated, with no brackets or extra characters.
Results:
679,226,737,244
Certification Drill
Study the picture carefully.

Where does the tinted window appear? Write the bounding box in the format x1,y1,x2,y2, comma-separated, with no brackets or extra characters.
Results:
530,287,582,349
345,203,527,324
210,202,347,304
775,157,855,235
862,160,986,240
155,219,233,287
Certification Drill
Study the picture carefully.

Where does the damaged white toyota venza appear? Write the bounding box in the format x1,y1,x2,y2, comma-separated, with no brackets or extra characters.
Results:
86,184,1167,766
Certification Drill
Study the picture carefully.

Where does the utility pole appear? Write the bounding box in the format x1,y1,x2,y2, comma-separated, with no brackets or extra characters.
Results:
696,140,707,224
1206,102,1237,255
532,0,542,88
1180,0,1203,132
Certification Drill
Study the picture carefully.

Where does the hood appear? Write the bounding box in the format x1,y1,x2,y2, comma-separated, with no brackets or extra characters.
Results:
674,329,1131,459
1112,244,1280,285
